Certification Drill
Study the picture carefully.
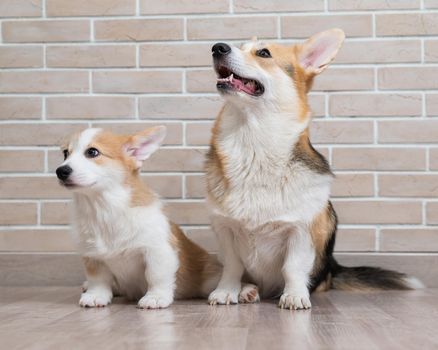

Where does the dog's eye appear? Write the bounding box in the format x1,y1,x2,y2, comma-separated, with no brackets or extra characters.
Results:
256,48,271,58
85,148,100,158
63,149,69,160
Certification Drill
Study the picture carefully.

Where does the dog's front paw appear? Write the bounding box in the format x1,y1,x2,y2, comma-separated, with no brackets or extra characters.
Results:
239,284,260,303
79,291,112,308
278,293,311,310
138,291,173,309
208,287,240,305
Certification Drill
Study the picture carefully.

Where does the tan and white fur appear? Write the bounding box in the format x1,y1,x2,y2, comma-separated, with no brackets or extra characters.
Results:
206,30,423,310
56,127,259,309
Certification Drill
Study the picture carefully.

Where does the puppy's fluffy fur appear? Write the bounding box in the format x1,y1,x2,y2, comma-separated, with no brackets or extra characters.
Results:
206,30,424,310
56,127,229,309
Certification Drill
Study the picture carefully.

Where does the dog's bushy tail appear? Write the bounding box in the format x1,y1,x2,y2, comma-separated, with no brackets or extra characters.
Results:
330,259,424,291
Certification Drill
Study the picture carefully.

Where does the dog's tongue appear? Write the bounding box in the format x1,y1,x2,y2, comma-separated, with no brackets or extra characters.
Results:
231,76,256,94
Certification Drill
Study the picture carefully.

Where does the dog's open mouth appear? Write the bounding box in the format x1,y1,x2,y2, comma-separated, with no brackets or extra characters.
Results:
216,66,264,96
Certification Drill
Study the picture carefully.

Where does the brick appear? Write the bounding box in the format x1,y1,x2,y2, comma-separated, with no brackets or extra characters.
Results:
0,177,70,199
47,45,136,68
141,0,228,14
144,149,206,172
185,228,218,252
333,200,422,224
378,120,438,143
140,43,212,67
139,96,222,120
377,13,438,36
187,16,277,40
309,94,326,117
234,0,324,12
2,20,90,43
166,201,209,225
186,174,206,198
426,202,438,225
0,71,88,93
0,229,74,252
329,0,420,10
0,0,42,17
282,15,372,38
331,173,374,197
95,19,183,42
186,122,213,146
46,96,135,119
381,229,438,252
425,0,438,8
0,97,41,120
0,150,44,172
425,40,438,62
426,94,438,116
91,122,183,145
141,175,182,199
431,149,438,170
0,46,43,68
186,69,216,93
0,203,37,225
334,229,376,252
332,148,426,171
46,0,135,16
310,120,374,144
93,71,181,93
41,201,70,225
379,175,438,197
313,68,374,92
0,123,87,146
379,67,438,90
336,40,421,64
330,93,422,117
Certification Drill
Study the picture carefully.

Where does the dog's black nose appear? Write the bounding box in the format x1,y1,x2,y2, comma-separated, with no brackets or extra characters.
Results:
56,165,73,181
212,43,231,58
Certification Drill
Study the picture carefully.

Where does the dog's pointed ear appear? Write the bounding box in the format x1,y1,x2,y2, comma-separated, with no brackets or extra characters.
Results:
125,126,166,167
298,28,345,75
251,36,258,42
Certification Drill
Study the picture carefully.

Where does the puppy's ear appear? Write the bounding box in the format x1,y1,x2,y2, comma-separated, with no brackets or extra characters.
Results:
298,28,345,75
125,126,166,168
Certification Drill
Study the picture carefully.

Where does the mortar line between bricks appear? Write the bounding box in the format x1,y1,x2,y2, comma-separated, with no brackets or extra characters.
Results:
375,226,380,251
4,10,438,21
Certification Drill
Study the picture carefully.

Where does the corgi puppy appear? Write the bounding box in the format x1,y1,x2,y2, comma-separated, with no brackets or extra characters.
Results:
56,126,229,309
205,29,424,310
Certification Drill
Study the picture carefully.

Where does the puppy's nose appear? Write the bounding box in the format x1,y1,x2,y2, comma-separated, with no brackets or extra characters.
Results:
212,43,231,58
56,165,73,181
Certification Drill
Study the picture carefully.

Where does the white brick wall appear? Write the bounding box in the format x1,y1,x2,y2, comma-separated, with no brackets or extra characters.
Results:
1,0,437,263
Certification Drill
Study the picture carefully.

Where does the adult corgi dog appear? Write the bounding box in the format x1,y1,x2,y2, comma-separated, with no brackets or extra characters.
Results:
56,126,230,309
206,29,423,310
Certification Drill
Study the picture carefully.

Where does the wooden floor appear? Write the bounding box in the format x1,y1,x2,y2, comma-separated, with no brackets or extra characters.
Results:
2,287,438,350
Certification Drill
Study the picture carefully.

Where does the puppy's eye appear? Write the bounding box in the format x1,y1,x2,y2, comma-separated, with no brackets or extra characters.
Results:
256,48,271,58
63,150,69,160
85,148,100,158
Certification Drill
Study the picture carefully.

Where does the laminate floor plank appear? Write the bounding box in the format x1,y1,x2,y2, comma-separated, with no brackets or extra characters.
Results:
1,287,438,350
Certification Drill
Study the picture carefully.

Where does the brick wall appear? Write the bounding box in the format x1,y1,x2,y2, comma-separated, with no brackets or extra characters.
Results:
1,1,438,269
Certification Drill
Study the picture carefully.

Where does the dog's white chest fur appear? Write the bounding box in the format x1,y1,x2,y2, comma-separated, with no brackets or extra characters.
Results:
212,113,332,228
71,190,172,299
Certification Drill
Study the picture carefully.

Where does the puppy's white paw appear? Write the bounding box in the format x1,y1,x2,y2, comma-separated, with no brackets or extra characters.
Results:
278,293,311,310
138,291,173,309
208,288,240,305
79,291,111,308
238,284,260,304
